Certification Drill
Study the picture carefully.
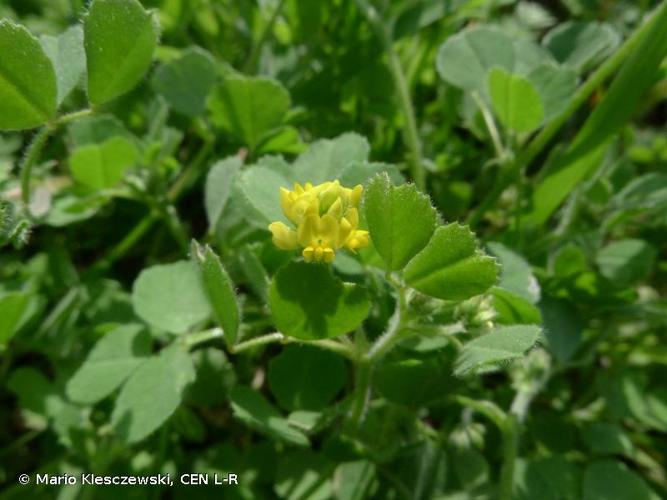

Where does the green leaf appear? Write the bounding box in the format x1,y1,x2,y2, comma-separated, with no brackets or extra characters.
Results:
0,292,30,349
488,67,544,132
66,324,151,404
208,75,290,150
229,386,309,446
68,114,133,147
583,460,655,500
437,27,515,92
375,357,454,407
185,348,236,406
514,456,580,500
292,133,370,185
363,173,437,271
526,63,578,122
269,261,370,340
40,25,86,105
204,156,242,229
0,20,57,130
152,47,217,117
404,223,498,301
333,461,377,500
275,450,332,499
540,298,582,363
132,260,211,334
596,239,656,286
525,2,667,226
436,27,553,93
453,325,540,376
191,243,240,346
69,136,138,190
268,345,347,411
544,21,621,73
581,423,634,457
112,344,195,443
487,242,540,303
238,156,293,226
84,0,159,106
491,288,542,325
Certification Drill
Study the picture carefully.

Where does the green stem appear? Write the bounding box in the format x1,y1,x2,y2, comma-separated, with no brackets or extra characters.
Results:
498,416,519,500
184,327,223,349
349,360,372,428
472,91,505,159
228,332,283,353
355,0,425,190
56,108,93,125
20,125,55,207
19,108,94,209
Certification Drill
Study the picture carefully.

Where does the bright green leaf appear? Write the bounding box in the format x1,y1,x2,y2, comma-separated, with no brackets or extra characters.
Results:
69,136,138,190
152,47,217,117
269,261,370,340
363,173,437,271
488,67,544,132
66,324,151,404
454,325,540,376
0,20,57,130
229,386,309,446
40,25,86,105
208,75,290,150
192,242,240,346
268,345,347,411
84,0,159,105
111,344,195,443
404,224,498,301
132,260,211,334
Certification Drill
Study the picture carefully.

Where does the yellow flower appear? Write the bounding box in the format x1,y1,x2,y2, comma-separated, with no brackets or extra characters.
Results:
268,180,370,263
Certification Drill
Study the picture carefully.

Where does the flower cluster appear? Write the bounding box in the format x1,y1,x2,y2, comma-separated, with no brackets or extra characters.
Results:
268,180,370,263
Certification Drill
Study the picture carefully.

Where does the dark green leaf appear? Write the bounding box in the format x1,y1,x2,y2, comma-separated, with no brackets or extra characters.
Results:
268,345,347,411
269,261,370,340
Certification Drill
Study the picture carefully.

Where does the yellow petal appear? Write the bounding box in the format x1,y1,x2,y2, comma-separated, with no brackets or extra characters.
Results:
350,185,363,207
298,214,319,247
338,216,353,247
268,222,298,250
318,214,339,247
323,247,335,263
345,207,359,228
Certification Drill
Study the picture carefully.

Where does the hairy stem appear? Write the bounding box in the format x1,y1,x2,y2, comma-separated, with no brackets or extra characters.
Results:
20,125,55,208
498,416,519,500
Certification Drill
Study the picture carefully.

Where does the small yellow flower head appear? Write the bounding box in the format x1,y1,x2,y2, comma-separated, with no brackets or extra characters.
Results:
268,180,369,263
